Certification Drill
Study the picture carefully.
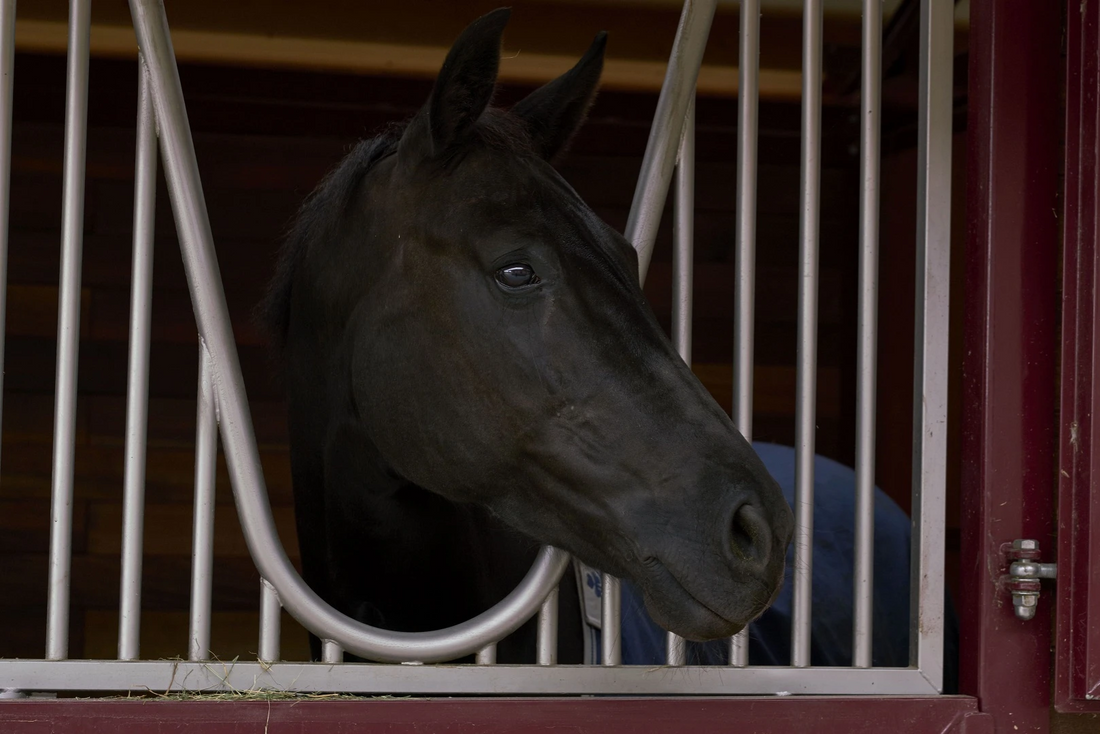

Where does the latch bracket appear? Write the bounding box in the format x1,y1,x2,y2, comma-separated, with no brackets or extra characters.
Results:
1001,539,1057,620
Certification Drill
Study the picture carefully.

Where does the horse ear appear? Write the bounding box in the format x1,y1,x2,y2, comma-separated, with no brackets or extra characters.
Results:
404,8,510,160
511,32,606,162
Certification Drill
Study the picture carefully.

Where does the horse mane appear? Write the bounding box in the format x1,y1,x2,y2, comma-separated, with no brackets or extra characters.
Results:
259,109,532,356
258,125,402,355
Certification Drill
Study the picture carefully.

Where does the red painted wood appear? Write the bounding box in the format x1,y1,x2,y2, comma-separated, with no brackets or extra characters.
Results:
961,0,1061,731
0,697,985,734
1056,0,1100,714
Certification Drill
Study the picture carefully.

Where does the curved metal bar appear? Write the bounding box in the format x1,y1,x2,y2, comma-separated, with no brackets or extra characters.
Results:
624,0,717,281
128,0,569,664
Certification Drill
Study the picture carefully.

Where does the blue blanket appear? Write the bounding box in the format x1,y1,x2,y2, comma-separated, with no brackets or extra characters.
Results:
616,442,958,688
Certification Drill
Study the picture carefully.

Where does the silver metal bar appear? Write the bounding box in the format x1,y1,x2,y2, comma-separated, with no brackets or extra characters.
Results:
665,633,687,667
188,346,217,662
45,0,91,661
536,587,558,666
852,0,883,670
624,0,717,281
0,660,941,696
666,96,694,665
730,0,762,669
671,97,694,362
791,0,824,669
911,0,953,692
129,0,570,663
321,640,343,664
117,61,158,663
475,644,496,665
258,579,281,663
600,573,620,665
0,0,16,481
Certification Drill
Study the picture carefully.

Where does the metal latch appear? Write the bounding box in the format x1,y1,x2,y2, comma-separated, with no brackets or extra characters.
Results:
1002,539,1057,620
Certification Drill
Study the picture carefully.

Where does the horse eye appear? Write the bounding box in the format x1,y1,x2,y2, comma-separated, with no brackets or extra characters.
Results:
495,264,540,289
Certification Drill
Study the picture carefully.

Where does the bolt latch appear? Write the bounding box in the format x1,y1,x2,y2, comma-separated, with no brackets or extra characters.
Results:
1002,539,1057,620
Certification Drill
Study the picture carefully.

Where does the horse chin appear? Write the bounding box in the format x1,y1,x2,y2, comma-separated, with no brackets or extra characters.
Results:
636,559,768,642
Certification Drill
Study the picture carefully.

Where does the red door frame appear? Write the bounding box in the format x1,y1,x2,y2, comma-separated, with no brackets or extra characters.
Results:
0,1,1068,732
960,0,1061,731
1056,0,1100,713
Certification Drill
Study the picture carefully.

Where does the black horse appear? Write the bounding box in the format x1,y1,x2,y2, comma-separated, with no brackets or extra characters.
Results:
263,8,794,663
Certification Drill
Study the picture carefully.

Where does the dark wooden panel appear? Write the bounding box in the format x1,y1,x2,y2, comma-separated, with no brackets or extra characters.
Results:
3,337,281,399
0,441,295,506
81,608,313,662
86,502,299,561
0,500,89,554
0,553,272,612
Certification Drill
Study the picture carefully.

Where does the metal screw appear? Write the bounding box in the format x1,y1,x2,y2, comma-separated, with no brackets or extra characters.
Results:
1012,539,1038,551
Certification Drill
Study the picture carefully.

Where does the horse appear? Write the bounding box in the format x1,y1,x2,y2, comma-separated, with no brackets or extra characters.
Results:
261,8,795,664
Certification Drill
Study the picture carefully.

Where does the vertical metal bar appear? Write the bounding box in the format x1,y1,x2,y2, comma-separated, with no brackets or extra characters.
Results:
671,98,695,362
666,96,694,667
117,61,158,663
188,346,217,662
911,0,953,691
45,0,91,661
321,640,343,664
625,0,717,282
536,587,558,666
730,0,761,669
600,573,620,665
258,579,280,663
666,633,687,667
791,0,824,669
475,644,497,665
0,0,16,481
852,0,883,670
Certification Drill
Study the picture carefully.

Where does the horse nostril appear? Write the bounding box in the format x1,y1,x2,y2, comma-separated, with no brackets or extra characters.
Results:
730,503,771,567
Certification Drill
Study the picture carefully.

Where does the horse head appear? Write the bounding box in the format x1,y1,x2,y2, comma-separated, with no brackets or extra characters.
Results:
268,8,793,642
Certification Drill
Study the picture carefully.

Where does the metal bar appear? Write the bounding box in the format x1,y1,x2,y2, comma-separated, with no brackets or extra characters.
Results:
536,587,558,666
624,0,717,282
128,0,569,663
321,640,343,664
117,61,158,663
666,96,694,666
45,0,91,661
671,97,694,362
0,660,942,696
791,0,824,669
730,0,761,669
475,645,497,665
258,579,281,663
852,0,883,670
0,0,15,482
188,346,217,662
601,573,621,665
666,634,687,667
910,0,953,691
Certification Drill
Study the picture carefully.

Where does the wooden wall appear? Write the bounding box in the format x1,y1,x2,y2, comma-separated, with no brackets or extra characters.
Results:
0,49,960,662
